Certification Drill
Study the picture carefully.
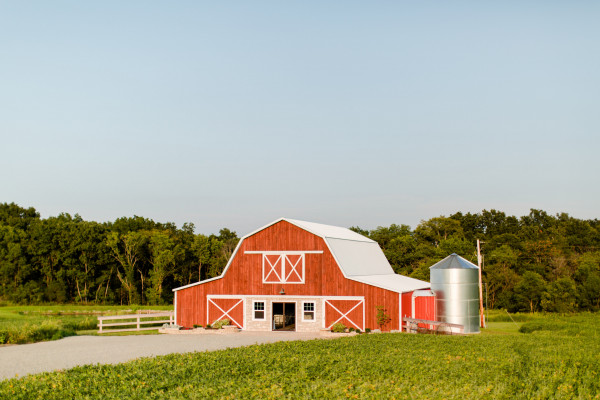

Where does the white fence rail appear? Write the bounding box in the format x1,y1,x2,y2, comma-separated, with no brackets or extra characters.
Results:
402,317,464,334
97,312,174,333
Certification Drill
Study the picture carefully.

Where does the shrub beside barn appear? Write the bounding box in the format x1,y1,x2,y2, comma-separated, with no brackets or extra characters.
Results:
173,218,436,332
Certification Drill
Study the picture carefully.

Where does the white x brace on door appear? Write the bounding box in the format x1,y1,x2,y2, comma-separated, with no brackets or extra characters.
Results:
207,297,244,328
245,250,323,284
324,299,365,331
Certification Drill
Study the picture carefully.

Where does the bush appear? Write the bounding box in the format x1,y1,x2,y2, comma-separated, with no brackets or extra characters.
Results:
519,319,566,334
365,328,371,333
211,319,230,329
331,323,346,333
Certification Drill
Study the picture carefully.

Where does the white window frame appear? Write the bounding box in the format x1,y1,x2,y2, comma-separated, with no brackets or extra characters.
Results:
262,253,305,284
252,300,266,321
302,301,316,322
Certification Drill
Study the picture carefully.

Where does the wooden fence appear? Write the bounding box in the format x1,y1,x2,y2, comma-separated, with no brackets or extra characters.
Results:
98,311,174,333
402,317,464,335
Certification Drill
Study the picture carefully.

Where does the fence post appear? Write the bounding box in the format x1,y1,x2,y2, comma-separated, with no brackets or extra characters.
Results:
99,317,103,333
137,315,140,331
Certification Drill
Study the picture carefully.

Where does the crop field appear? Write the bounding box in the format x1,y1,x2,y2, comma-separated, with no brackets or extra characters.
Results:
0,312,598,399
0,304,173,344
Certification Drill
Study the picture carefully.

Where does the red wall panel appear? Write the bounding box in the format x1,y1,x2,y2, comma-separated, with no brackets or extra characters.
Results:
414,295,436,321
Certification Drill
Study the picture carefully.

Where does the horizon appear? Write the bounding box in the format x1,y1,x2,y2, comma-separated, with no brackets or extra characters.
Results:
3,201,595,236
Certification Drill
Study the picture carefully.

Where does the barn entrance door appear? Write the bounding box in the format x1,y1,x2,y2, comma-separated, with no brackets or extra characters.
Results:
272,302,295,331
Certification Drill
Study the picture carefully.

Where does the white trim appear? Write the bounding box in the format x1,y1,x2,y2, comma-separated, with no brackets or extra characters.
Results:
208,294,363,300
174,274,224,291
398,293,402,332
263,254,284,283
243,297,247,328
412,289,434,297
245,251,323,255
301,301,316,322
174,291,177,326
321,298,326,328
252,300,267,321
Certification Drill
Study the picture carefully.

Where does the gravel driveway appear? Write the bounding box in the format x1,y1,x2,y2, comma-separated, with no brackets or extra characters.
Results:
0,332,323,380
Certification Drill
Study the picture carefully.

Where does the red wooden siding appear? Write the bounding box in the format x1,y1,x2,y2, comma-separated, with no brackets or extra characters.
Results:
401,292,412,319
176,221,404,331
414,295,436,321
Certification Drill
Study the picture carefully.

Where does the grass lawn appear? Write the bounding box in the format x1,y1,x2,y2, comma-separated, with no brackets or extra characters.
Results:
0,304,172,344
0,312,598,399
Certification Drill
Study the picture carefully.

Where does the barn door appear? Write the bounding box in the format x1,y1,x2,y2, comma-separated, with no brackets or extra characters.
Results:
324,299,364,331
272,302,296,331
207,298,244,328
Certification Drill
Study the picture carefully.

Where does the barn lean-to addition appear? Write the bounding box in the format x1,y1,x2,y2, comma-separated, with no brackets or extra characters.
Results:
173,218,436,332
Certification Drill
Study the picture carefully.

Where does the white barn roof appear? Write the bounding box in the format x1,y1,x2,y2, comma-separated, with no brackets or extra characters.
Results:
285,219,375,243
173,218,430,293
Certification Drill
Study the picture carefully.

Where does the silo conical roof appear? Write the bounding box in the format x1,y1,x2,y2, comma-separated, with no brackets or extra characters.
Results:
429,253,478,270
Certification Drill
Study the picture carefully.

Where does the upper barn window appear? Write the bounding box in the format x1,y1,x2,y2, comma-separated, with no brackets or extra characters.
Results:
245,251,323,284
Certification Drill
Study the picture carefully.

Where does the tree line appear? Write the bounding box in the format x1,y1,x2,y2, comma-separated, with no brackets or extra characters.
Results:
1,203,599,312
351,209,600,313
0,203,238,305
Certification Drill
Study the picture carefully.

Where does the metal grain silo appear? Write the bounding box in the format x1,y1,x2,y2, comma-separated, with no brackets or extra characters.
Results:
429,254,480,334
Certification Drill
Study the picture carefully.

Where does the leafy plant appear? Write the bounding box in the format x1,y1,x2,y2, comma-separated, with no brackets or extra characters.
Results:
375,306,391,328
331,323,346,333
211,319,230,329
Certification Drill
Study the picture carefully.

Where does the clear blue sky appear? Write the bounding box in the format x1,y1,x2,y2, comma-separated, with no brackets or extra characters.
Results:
1,1,598,235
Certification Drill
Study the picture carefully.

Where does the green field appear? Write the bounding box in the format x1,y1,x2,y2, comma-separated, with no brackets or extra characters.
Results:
0,312,598,399
0,304,173,344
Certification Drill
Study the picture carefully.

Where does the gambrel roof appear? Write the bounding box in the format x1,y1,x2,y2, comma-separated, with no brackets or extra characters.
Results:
173,218,430,293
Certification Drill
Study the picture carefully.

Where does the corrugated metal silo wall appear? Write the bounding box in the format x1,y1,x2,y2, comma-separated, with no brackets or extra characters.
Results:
430,268,480,333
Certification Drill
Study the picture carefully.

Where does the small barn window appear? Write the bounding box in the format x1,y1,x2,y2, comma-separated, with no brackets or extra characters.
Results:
253,301,265,321
303,302,315,321
262,253,305,284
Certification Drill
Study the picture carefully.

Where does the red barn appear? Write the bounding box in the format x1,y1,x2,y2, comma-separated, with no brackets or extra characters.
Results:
173,218,435,332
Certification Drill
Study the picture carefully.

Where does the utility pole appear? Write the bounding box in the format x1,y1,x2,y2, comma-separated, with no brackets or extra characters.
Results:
477,239,486,328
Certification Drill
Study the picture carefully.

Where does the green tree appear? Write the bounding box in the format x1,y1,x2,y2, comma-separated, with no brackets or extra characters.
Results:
514,271,546,312
574,252,600,310
146,231,182,304
541,277,578,313
415,217,463,247
106,231,148,305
